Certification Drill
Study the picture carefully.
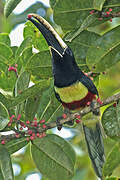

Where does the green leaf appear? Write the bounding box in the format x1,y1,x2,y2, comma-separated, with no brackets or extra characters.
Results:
24,21,49,51
8,79,51,108
0,102,9,131
102,101,120,141
86,26,120,72
0,33,11,46
0,43,13,59
31,134,76,180
87,18,120,36
54,0,94,31
5,137,28,154
37,82,62,122
93,0,106,10
26,51,52,78
65,14,97,42
103,143,120,177
4,0,22,17
0,146,14,180
15,37,32,59
106,177,119,180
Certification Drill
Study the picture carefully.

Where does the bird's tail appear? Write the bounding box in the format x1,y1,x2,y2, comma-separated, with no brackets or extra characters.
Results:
83,122,105,179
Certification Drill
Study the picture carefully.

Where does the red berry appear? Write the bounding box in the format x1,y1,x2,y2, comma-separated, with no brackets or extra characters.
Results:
34,117,37,120
36,133,40,137
109,18,112,22
39,134,43,138
33,121,38,127
106,11,110,15
20,122,24,126
30,136,34,141
28,130,32,135
42,132,46,137
97,98,103,105
76,119,81,124
113,103,116,107
15,133,19,138
39,120,45,124
1,140,5,145
109,8,112,12
26,137,30,141
62,113,67,119
26,120,30,124
89,10,94,14
20,127,23,130
58,127,62,131
32,133,35,137
42,124,46,129
10,115,15,120
98,18,103,21
17,114,21,121
27,14,32,19
8,122,12,127
87,101,91,106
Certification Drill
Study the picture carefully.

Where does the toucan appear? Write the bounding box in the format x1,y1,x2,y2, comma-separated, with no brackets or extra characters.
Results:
27,14,105,179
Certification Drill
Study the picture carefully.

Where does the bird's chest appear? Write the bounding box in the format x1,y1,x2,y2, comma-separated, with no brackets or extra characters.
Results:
54,82,88,103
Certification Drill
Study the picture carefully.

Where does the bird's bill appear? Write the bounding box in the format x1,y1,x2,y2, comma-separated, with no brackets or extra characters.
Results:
27,13,67,57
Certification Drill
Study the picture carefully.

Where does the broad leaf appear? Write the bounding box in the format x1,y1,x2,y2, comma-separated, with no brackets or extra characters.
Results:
0,146,14,180
87,17,120,36
4,0,22,17
0,33,10,46
0,102,9,131
102,101,120,141
6,137,28,154
26,51,52,78
86,26,120,72
0,43,13,59
103,143,120,177
31,134,76,180
93,0,106,10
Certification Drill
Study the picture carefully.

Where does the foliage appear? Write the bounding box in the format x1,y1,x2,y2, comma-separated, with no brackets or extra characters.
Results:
0,0,119,180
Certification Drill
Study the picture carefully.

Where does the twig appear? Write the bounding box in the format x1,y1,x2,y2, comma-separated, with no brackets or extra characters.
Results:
0,92,120,142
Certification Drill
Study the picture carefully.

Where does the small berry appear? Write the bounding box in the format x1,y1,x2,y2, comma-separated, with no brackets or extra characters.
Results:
26,137,30,141
42,124,46,129
76,119,81,124
17,114,21,121
36,133,40,137
28,130,32,135
33,121,38,127
62,113,67,119
58,127,62,131
10,115,15,120
42,132,46,137
1,140,5,145
27,14,32,19
89,10,94,14
109,8,112,12
15,133,20,138
39,134,43,138
87,101,91,106
34,117,37,120
30,136,34,141
32,133,35,137
75,115,81,119
20,127,23,130
15,64,18,67
23,124,26,128
97,98,103,105
106,11,110,15
113,103,116,107
109,18,112,22
8,122,12,127
20,122,24,126
39,119,45,124
26,120,30,124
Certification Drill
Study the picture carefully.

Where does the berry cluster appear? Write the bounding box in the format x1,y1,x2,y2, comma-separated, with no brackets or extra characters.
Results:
1,114,47,145
90,8,113,22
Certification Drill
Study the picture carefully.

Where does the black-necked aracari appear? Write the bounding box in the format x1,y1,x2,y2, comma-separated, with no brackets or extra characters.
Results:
27,14,105,179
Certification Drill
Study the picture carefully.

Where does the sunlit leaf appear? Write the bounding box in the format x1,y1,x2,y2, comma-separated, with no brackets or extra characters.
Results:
93,0,106,10
0,146,14,180
103,143,120,177
31,134,76,180
0,33,11,46
4,0,22,17
102,101,120,141
0,102,9,131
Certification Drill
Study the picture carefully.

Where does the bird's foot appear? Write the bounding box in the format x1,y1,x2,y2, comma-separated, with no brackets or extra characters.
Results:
90,100,100,115
56,116,63,131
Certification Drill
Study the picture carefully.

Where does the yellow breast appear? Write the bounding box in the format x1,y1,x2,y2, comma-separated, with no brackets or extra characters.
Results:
55,82,88,103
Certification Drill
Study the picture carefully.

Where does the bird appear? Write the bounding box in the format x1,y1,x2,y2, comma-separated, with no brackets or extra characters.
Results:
27,13,105,179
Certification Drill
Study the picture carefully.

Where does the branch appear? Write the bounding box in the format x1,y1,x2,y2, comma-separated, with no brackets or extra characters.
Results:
0,92,120,143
